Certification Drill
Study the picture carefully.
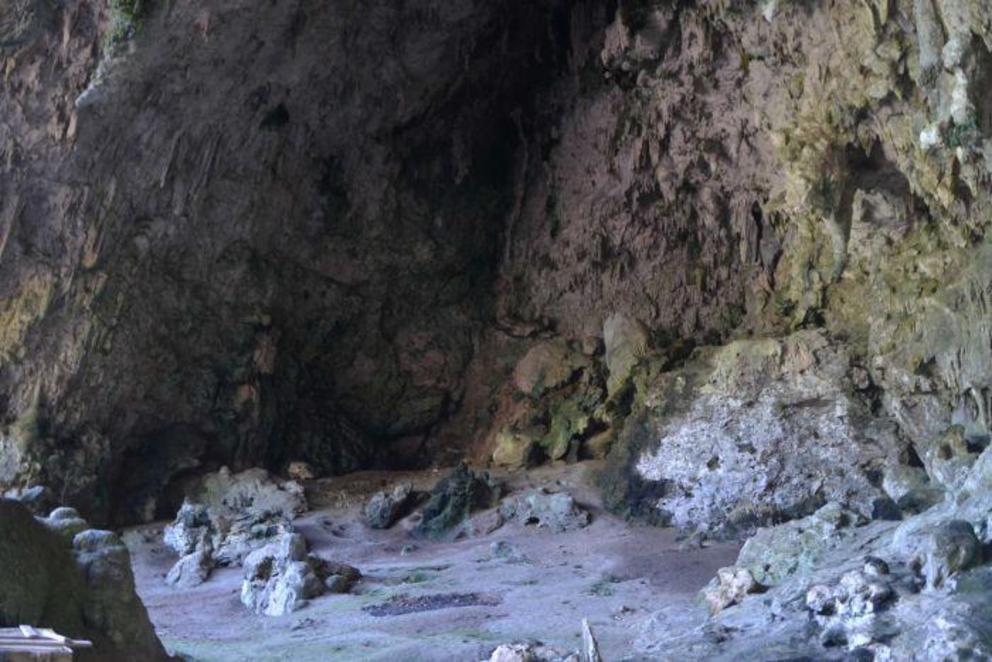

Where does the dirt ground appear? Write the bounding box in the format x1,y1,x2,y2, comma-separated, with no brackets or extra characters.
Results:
126,462,738,661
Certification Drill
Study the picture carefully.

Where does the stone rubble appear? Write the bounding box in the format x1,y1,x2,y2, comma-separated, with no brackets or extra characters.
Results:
163,466,307,575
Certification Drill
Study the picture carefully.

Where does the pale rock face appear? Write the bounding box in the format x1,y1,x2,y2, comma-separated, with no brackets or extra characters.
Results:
628,331,901,535
513,341,589,398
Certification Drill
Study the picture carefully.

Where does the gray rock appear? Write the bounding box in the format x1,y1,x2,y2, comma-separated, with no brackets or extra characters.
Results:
3,485,54,515
165,549,213,588
905,520,980,590
240,531,359,616
38,506,90,543
484,643,580,662
163,501,213,556
499,490,590,533
415,463,501,540
363,481,416,529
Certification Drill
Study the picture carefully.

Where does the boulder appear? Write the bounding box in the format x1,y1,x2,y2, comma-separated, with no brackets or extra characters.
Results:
499,490,590,533
363,481,417,529
0,500,171,661
165,549,213,588
737,502,862,586
415,463,501,539
163,501,213,556
240,531,359,616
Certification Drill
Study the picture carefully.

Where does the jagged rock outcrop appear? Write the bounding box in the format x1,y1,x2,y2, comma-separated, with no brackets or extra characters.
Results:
0,500,169,661
163,467,305,567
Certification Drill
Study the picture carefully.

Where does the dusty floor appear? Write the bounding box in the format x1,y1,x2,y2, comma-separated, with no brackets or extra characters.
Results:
126,463,738,661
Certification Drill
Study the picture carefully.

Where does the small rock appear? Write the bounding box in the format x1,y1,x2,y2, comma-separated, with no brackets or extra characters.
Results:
286,461,316,481
702,566,761,615
485,642,580,662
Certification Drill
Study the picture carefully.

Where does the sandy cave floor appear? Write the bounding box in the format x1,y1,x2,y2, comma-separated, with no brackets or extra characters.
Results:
125,463,739,661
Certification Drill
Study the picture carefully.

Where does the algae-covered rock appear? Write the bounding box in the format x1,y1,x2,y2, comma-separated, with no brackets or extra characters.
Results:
492,429,540,469
415,463,501,540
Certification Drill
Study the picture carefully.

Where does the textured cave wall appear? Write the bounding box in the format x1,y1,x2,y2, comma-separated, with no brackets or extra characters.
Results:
0,0,600,522
2,0,992,527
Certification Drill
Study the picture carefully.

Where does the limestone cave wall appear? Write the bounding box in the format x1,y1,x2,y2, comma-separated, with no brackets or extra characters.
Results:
2,0,992,529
